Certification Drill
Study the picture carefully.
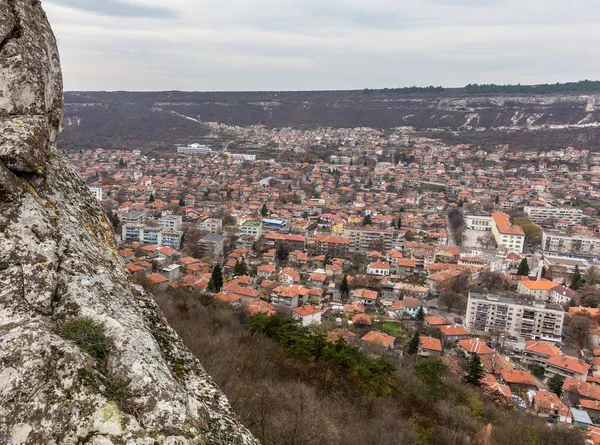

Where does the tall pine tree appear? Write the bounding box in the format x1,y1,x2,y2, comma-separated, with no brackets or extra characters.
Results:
464,354,484,385
571,265,584,290
408,332,420,355
339,275,350,302
233,258,248,276
261,203,269,217
517,258,530,276
210,264,223,292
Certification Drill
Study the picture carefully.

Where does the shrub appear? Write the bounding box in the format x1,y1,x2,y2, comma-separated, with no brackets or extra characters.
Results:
57,317,112,360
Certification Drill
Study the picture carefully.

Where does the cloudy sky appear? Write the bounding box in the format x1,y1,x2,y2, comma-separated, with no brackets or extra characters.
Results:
44,0,600,91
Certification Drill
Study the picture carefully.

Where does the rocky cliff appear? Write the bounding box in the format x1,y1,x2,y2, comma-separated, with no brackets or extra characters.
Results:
0,1,259,443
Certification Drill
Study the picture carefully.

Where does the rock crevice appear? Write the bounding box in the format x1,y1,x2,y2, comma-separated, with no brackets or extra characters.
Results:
0,1,259,444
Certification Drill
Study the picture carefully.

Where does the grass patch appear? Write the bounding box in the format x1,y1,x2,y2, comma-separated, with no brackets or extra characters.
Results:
373,320,409,341
57,317,112,360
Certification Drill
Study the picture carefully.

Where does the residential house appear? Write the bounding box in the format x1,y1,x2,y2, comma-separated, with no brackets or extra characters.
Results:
419,336,442,358
292,305,322,326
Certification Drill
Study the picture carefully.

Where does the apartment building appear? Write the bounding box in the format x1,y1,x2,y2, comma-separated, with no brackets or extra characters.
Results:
121,211,146,226
524,205,583,225
88,186,103,201
342,226,395,252
200,218,222,234
176,143,212,155
121,224,183,249
465,292,564,342
159,215,183,232
313,235,350,258
491,212,526,253
542,231,600,256
241,220,263,239
465,215,493,231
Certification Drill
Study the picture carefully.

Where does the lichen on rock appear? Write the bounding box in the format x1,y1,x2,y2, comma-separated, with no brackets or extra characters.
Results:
0,1,259,444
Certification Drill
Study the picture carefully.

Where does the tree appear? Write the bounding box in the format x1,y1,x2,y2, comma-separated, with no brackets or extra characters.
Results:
179,198,185,207
276,244,289,262
119,158,126,168
477,232,497,250
571,265,584,290
414,359,447,397
447,209,466,246
408,332,420,355
513,217,542,246
586,266,599,286
233,258,248,276
415,306,425,321
261,203,269,217
529,364,546,379
464,354,484,385
578,285,598,307
210,264,223,292
569,315,591,349
148,193,155,202
517,258,530,276
495,194,499,204
339,275,350,302
439,290,462,312
547,374,565,397
105,208,120,230
362,214,372,226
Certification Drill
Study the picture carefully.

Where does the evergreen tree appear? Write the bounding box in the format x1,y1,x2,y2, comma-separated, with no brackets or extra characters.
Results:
261,203,269,217
571,265,584,290
362,214,372,226
118,158,126,168
210,264,223,292
148,193,155,202
408,332,420,355
464,354,484,385
179,198,185,207
517,258,530,276
397,217,402,229
276,244,289,262
340,275,350,302
457,198,464,207
233,258,248,276
495,194,500,204
547,374,565,397
415,306,425,321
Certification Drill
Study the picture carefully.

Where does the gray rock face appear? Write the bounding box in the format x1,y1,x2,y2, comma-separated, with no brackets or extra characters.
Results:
0,1,259,444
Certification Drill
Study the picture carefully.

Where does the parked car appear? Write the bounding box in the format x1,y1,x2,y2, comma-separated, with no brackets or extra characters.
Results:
454,317,463,324
429,305,438,310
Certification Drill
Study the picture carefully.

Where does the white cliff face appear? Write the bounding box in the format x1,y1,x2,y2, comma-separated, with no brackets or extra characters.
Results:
0,1,259,444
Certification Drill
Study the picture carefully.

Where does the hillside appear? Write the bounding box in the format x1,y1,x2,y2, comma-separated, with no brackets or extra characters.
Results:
60,89,600,151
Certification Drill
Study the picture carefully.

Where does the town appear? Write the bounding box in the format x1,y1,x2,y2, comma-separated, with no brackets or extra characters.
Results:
71,123,600,442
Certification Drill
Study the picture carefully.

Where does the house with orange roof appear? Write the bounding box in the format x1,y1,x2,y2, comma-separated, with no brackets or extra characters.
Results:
351,288,379,307
517,279,557,300
491,212,525,253
563,377,600,406
361,330,396,352
278,267,301,284
546,355,590,381
351,313,371,328
257,264,276,280
245,300,276,317
459,338,495,357
418,335,442,358
424,316,450,327
533,390,571,423
580,399,600,421
499,368,538,391
147,273,168,292
367,261,390,277
292,305,322,326
439,324,470,342
522,341,561,367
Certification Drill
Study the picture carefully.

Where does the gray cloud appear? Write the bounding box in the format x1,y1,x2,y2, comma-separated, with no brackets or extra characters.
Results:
43,0,600,91
47,0,176,18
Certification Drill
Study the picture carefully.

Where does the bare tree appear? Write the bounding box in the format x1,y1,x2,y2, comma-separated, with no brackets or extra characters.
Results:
569,315,591,349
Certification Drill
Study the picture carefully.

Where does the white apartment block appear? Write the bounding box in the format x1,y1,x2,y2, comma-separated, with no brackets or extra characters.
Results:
465,215,493,231
241,220,263,239
491,212,525,253
200,218,223,234
89,186,103,201
342,226,395,252
159,215,183,232
465,292,564,342
542,231,600,256
524,206,583,225
177,143,212,155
